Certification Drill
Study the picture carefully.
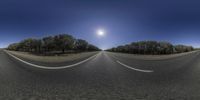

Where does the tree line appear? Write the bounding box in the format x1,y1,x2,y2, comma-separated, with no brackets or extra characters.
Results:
106,41,194,55
7,34,100,54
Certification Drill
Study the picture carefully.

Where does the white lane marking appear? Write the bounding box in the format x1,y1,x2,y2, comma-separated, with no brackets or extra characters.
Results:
5,50,98,70
116,60,154,73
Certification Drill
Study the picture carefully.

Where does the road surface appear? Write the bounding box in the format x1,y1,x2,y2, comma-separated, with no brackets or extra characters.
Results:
0,49,200,100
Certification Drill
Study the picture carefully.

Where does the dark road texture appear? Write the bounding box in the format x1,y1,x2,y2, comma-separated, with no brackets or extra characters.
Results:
0,50,200,100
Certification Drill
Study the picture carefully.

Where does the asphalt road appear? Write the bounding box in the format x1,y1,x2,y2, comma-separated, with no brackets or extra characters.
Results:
0,50,200,100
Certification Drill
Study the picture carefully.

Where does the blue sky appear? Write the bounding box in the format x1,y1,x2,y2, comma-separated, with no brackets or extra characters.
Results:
0,0,200,49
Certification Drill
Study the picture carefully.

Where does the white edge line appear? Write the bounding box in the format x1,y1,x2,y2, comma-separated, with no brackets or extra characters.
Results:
5,50,98,70
116,60,154,73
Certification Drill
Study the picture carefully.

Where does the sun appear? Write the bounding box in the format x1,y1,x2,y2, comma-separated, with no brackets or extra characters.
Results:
97,29,105,36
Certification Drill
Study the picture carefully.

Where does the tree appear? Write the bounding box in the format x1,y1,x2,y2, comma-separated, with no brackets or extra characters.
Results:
54,34,75,53
7,43,20,51
106,41,193,55
7,33,100,54
74,39,88,51
145,41,158,54
42,36,55,52
19,38,36,52
87,44,100,51
174,45,193,53
130,42,139,54
33,39,42,53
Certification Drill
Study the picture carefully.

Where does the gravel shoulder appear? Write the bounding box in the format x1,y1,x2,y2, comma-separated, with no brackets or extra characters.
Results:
107,50,200,61
5,50,99,67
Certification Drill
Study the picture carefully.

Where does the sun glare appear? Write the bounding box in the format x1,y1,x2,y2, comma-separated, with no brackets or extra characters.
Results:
97,29,105,36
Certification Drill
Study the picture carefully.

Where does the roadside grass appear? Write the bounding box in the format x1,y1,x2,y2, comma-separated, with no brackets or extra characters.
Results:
6,50,99,63
107,50,199,60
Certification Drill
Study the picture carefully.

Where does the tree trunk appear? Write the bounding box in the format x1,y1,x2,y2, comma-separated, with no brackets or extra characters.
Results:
62,49,65,53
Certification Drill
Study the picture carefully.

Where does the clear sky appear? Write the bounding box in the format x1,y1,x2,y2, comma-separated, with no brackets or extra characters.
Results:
0,0,200,49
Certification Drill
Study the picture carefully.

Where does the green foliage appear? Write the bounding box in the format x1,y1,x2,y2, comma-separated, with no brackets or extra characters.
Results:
106,41,194,55
54,34,75,53
88,44,101,51
42,36,55,52
7,43,20,51
174,45,194,53
7,34,100,54
75,39,89,51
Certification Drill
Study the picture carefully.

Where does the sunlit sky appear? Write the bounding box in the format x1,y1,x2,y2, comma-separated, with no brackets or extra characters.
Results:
0,0,200,49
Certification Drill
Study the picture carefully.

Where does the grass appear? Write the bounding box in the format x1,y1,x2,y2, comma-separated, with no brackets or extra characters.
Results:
107,50,199,60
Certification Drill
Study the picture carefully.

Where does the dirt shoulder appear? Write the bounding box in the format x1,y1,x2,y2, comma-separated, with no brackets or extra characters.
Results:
6,50,99,63
107,50,200,60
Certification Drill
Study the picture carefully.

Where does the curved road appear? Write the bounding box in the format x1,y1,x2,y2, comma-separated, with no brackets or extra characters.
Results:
0,50,200,100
